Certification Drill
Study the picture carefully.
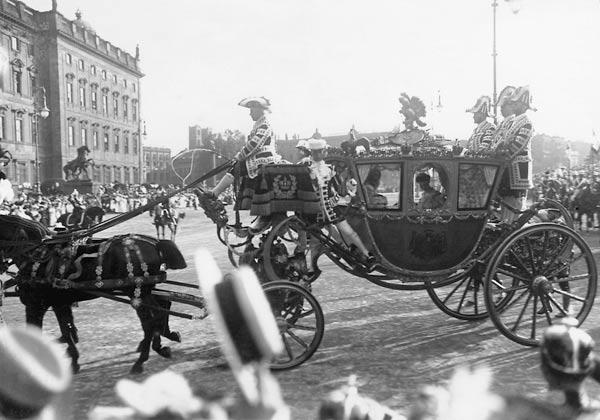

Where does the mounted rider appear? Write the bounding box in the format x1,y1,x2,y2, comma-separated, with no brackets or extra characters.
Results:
465,95,495,152
206,96,280,232
67,189,86,227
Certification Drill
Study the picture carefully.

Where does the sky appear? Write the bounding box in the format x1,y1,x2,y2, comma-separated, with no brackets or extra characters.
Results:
25,0,600,150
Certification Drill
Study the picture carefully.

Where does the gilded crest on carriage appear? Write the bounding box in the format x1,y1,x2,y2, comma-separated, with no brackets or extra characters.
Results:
272,174,298,199
409,229,448,259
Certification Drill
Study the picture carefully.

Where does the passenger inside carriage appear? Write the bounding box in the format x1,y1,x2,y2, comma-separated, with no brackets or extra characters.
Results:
415,172,446,210
363,167,388,208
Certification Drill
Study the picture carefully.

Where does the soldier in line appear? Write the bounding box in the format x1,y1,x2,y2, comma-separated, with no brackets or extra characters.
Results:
494,86,536,222
465,95,495,152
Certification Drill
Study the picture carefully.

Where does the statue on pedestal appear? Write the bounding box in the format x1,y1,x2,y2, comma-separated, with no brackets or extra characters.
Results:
0,144,13,166
63,145,94,181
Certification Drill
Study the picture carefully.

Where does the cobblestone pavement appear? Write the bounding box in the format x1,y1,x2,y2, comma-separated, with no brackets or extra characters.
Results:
2,210,600,419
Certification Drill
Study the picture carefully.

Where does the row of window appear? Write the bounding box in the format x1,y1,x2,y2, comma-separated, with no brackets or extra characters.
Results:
92,165,140,185
0,113,35,143
6,34,34,56
66,124,139,155
65,79,138,121
65,52,137,92
7,67,37,97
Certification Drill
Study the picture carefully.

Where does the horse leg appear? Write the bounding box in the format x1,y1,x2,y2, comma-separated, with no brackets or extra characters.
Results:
131,294,171,373
132,305,153,374
54,304,79,343
155,295,181,343
146,295,172,358
53,305,80,373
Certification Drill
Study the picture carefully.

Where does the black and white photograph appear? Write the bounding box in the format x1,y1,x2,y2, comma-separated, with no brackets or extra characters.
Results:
0,0,600,419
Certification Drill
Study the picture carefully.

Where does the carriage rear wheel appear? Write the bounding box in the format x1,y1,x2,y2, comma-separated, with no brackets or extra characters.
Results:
426,264,515,321
263,281,324,370
484,224,596,346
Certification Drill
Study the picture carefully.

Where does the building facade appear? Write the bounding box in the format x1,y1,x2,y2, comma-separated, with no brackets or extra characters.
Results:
0,0,143,189
143,145,174,185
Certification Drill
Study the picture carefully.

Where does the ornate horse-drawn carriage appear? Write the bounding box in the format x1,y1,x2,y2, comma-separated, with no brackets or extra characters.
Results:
210,134,596,370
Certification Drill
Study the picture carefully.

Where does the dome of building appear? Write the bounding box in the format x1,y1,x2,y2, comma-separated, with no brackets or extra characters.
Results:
74,10,96,34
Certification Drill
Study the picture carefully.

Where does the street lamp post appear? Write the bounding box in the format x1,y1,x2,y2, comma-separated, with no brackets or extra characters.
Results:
492,0,498,120
33,87,49,195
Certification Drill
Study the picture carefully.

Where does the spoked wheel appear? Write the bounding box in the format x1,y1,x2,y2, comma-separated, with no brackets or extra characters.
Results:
263,216,321,283
527,199,574,228
484,223,597,346
263,281,324,370
427,264,516,321
217,224,253,268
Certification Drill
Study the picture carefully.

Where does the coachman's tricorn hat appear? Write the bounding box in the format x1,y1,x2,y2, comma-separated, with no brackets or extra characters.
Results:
238,96,271,111
466,95,492,117
495,85,516,107
510,85,537,111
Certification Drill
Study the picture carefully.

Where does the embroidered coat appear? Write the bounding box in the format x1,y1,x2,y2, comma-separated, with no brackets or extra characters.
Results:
490,115,515,151
496,114,534,190
235,116,279,179
308,160,339,223
466,120,496,151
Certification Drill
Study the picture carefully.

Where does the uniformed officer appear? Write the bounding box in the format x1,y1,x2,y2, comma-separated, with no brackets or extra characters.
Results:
208,97,279,198
207,97,280,232
465,95,495,152
495,86,536,221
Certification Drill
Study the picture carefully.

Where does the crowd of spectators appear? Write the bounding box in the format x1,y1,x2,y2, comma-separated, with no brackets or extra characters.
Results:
0,182,221,229
532,166,600,231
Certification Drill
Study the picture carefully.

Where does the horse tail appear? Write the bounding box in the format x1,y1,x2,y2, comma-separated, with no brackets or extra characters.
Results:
157,239,187,269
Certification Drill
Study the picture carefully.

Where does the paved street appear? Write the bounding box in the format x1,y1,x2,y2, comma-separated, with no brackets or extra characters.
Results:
3,209,600,419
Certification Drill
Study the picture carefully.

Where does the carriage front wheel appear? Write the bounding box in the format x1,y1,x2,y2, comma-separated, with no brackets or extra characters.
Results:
484,224,597,346
263,281,324,370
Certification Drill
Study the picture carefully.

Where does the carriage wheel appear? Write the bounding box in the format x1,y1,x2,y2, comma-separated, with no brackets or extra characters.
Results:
427,263,516,321
527,199,574,228
484,223,597,346
263,216,321,284
263,281,324,370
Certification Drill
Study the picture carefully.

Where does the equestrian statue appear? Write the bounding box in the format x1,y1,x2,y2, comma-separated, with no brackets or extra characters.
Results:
0,144,12,167
63,145,94,180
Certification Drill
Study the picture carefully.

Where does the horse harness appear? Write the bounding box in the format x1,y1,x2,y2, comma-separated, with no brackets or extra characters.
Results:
17,234,166,308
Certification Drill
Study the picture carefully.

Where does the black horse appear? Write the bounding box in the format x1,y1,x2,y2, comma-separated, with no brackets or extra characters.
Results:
56,206,105,230
63,145,94,180
0,214,187,374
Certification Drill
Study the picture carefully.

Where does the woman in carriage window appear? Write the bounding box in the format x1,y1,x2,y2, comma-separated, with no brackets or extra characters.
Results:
415,172,445,210
363,167,388,208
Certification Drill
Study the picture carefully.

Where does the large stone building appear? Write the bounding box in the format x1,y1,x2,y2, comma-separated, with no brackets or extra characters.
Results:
0,0,143,188
143,145,175,185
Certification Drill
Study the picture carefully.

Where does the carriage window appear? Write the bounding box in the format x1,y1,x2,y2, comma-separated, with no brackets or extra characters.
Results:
413,165,447,210
357,163,402,210
458,164,498,210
